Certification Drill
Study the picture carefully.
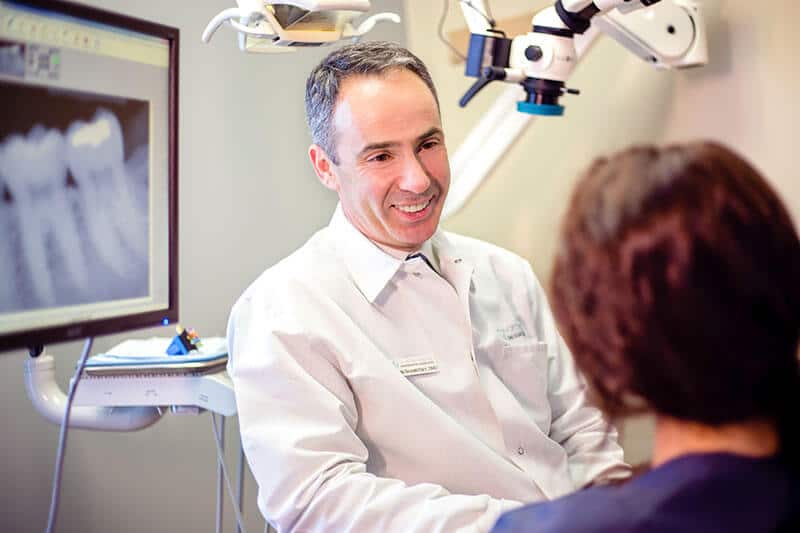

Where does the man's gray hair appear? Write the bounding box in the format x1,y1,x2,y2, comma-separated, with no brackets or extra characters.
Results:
305,41,439,165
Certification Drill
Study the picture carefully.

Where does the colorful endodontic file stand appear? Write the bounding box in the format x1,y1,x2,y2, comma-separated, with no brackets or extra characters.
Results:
166,325,202,355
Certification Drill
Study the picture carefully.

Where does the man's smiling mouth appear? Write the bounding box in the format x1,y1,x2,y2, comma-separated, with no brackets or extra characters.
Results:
393,197,433,214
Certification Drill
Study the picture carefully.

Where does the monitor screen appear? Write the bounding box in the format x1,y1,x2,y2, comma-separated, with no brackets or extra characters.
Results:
0,0,178,351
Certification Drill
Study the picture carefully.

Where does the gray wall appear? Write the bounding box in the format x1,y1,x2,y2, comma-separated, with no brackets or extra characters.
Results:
0,1,403,532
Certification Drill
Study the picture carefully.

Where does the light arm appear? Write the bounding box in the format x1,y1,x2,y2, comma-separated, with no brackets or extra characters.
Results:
201,0,399,53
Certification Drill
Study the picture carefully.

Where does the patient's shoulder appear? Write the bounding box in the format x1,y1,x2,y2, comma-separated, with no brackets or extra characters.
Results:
491,485,637,533
492,454,800,533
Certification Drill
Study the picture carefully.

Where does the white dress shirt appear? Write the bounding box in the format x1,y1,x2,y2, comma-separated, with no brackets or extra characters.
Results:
227,205,629,533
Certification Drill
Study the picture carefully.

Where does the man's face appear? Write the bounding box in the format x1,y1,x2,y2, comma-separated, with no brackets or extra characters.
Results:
310,68,450,252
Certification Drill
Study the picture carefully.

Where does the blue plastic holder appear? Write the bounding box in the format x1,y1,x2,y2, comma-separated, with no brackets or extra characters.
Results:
517,101,565,116
166,335,191,355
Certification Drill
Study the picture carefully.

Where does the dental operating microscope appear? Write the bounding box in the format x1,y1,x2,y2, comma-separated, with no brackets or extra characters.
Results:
444,0,707,217
456,0,707,116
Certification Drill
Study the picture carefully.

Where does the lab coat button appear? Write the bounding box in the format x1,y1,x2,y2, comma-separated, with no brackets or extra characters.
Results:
454,258,462,263
412,271,422,278
517,446,525,455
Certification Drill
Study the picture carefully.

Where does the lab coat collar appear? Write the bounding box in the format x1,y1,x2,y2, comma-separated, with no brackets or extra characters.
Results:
329,204,404,303
430,231,472,274
431,231,476,313
329,204,471,303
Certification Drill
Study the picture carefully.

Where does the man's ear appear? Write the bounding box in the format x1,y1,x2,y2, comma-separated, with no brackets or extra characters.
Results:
309,144,338,192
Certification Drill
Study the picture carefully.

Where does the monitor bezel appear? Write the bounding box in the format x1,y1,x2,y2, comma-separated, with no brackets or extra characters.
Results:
0,0,179,352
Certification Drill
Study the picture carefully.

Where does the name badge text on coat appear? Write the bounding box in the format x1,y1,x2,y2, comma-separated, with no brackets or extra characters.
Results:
393,356,439,377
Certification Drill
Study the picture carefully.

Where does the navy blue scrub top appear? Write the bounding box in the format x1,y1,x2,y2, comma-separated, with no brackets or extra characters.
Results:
492,452,799,533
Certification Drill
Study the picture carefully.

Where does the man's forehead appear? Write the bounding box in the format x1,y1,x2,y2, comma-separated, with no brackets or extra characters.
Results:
335,69,437,112
337,68,428,94
333,72,439,135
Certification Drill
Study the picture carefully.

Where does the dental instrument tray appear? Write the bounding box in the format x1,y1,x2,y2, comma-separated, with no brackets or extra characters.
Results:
82,337,228,377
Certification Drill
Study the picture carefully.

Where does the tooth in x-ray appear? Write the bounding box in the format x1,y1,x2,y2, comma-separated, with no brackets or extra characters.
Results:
0,126,89,306
66,109,147,279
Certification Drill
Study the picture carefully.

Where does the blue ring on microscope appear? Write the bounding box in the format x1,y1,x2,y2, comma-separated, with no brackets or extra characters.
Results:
517,102,564,116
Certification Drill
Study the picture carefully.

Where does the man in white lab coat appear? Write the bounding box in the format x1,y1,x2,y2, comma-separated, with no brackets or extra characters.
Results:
227,41,629,533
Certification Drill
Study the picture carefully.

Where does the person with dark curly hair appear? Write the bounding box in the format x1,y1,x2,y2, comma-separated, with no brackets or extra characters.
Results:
493,140,800,533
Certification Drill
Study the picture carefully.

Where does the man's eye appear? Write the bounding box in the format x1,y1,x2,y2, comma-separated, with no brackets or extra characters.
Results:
369,153,391,163
420,139,440,151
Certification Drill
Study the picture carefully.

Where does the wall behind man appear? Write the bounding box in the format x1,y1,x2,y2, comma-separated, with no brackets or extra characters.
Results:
0,1,403,532
405,0,798,464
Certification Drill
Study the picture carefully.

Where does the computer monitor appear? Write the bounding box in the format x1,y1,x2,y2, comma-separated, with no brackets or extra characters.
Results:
0,0,178,351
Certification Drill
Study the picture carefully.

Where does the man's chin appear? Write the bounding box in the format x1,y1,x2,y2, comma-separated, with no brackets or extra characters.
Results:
392,225,438,249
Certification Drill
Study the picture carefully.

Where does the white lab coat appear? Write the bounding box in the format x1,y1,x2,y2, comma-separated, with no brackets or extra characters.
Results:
227,205,629,533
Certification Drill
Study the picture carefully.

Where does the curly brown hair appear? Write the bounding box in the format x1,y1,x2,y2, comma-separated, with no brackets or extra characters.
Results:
551,141,800,461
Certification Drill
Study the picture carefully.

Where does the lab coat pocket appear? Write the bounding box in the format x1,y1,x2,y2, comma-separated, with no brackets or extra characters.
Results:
498,341,552,429
502,341,549,382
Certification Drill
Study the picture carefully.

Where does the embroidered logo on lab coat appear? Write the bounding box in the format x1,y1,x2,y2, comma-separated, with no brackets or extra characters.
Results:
497,322,528,344
393,356,439,377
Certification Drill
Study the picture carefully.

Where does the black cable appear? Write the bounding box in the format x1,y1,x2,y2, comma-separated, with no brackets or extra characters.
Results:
438,0,467,61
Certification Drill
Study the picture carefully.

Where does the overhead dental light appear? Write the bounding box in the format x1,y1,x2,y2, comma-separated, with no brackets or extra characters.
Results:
201,0,401,53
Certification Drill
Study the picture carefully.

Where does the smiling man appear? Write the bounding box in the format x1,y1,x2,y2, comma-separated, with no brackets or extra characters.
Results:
309,66,449,250
227,41,629,533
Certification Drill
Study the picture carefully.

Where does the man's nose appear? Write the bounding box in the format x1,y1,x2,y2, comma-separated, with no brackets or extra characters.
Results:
398,154,431,194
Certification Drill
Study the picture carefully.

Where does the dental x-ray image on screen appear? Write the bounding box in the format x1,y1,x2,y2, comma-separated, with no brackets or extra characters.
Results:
0,81,150,313
0,0,176,352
